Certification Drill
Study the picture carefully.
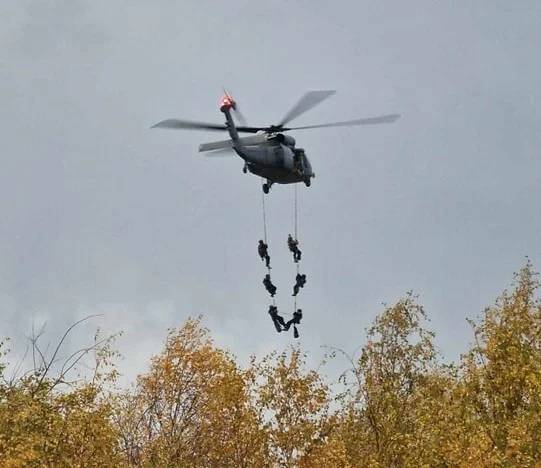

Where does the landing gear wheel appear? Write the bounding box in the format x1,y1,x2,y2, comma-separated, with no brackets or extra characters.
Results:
263,183,270,194
304,178,311,187
243,165,247,173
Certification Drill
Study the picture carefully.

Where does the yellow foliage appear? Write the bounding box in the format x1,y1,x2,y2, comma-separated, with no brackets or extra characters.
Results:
0,327,123,467
1,263,541,466
115,316,268,467
459,261,541,465
253,347,332,467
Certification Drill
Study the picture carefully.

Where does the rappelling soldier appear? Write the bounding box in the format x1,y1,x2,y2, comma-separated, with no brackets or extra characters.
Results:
287,234,302,263
284,309,303,338
292,273,307,296
263,274,277,297
268,305,286,333
258,239,271,268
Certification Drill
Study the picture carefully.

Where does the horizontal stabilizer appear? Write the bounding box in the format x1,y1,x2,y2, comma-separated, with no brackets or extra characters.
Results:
199,134,268,152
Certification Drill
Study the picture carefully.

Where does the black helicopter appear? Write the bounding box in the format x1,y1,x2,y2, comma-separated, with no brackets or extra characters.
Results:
152,90,400,194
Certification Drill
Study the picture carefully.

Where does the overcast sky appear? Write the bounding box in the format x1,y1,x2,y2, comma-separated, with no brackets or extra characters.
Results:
2,1,541,386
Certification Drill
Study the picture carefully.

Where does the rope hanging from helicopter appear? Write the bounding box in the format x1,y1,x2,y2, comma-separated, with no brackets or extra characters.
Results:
261,185,269,249
259,179,304,338
293,183,299,312
260,183,275,309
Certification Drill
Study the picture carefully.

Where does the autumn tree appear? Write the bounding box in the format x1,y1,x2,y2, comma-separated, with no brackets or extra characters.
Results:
0,317,123,468
115,316,267,467
3,262,541,467
327,262,541,467
252,346,338,468
330,293,454,467
458,260,541,466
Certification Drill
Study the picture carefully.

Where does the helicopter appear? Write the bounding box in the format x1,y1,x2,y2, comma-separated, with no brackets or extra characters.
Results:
151,90,400,194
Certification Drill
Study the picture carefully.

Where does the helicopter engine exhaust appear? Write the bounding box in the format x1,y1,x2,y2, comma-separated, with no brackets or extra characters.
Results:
273,133,296,147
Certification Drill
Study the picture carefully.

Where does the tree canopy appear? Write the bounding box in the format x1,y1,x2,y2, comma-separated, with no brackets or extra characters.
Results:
1,261,541,467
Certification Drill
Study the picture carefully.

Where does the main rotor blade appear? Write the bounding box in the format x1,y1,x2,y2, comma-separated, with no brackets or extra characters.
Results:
277,90,337,127
151,119,227,131
283,114,401,131
151,118,262,134
235,126,264,133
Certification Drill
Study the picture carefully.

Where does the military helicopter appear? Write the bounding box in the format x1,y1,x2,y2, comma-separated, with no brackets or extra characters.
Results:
151,90,400,194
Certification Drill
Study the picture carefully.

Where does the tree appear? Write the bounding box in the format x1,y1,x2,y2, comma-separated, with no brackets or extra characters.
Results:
115,316,267,467
253,346,335,467
0,317,123,467
3,262,541,466
459,260,541,465
331,262,541,467
334,293,446,467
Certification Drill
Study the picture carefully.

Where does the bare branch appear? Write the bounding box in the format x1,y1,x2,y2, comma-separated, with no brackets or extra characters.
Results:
8,342,30,385
27,319,47,371
30,314,104,395
53,335,113,389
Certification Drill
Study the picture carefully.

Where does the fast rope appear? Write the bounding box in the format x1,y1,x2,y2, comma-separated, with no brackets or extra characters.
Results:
293,183,299,311
261,179,275,307
259,178,304,326
294,182,298,240
261,180,268,245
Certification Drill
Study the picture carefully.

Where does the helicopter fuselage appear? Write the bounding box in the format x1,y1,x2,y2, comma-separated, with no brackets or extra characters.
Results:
217,102,315,192
235,141,314,185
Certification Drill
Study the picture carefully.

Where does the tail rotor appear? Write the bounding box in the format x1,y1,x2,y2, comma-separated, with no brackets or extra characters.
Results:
222,88,247,125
